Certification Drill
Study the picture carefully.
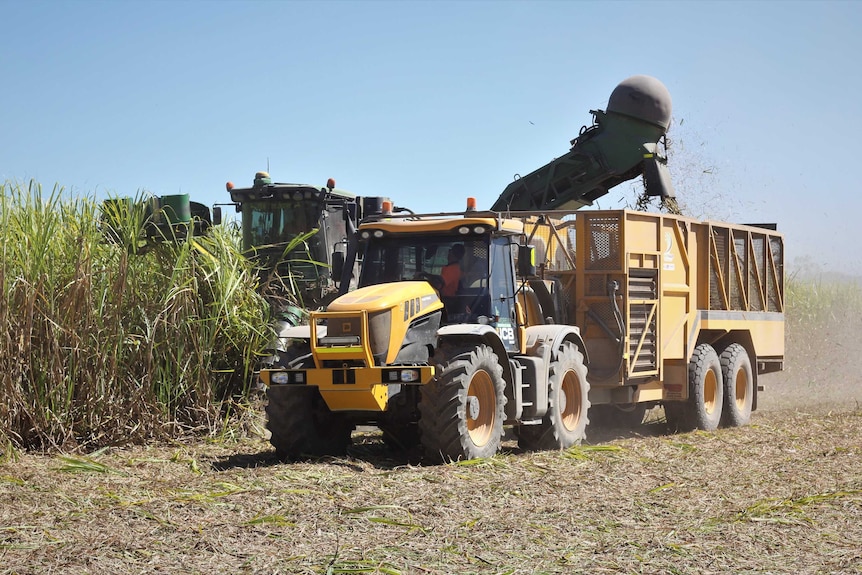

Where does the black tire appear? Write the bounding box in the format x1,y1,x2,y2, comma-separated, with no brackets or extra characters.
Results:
378,386,421,451
685,343,724,431
518,342,590,451
719,343,753,427
418,344,506,462
266,384,353,460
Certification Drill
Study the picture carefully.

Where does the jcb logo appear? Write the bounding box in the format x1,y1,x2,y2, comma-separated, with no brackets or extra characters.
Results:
403,297,422,321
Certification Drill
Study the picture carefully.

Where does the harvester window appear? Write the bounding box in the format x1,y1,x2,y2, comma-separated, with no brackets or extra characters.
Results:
243,200,320,248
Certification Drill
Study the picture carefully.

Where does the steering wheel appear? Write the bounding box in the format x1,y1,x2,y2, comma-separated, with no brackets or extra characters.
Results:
415,272,445,292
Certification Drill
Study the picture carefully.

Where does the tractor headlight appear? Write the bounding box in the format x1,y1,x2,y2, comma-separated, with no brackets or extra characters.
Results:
270,371,305,385
383,368,421,383
400,369,420,383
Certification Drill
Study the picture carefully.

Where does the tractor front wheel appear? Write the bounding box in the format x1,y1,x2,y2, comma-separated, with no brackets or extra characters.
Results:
418,344,506,463
266,385,353,460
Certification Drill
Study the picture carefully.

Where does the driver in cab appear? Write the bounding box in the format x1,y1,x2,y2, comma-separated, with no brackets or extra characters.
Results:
441,243,465,297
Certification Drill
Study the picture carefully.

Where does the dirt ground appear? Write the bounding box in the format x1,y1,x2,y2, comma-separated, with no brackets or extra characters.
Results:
1,319,860,574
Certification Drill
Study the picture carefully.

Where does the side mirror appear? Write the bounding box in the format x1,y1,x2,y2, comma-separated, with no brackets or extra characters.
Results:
212,206,222,226
517,245,536,277
331,251,345,282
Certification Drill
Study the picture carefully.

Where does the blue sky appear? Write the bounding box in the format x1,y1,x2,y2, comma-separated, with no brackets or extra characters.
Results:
2,0,860,274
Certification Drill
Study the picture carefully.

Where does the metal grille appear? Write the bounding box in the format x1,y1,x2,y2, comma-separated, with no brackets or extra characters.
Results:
628,271,657,375
587,275,607,296
586,215,621,270
588,301,617,336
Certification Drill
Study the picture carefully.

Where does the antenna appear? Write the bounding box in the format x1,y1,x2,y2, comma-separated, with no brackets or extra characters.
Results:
267,157,270,174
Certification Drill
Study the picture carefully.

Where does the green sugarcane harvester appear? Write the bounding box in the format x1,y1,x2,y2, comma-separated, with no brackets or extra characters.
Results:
103,171,397,325
221,171,396,325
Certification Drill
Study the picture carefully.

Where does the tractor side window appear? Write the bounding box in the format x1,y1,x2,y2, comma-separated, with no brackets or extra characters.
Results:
321,204,348,258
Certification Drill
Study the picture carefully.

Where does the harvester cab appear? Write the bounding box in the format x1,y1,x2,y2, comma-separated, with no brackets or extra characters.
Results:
224,172,368,314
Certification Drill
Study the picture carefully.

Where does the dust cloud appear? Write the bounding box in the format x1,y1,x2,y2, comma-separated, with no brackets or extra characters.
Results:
759,314,862,413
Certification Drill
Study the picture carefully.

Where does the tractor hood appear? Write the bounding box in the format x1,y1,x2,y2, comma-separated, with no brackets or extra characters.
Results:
314,281,444,365
327,281,443,318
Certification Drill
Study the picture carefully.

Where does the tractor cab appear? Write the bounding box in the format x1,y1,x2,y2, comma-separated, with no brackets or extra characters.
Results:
356,209,527,352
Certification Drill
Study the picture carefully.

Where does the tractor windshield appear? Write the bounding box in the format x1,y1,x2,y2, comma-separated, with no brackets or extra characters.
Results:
360,237,486,289
241,198,334,304
361,235,506,325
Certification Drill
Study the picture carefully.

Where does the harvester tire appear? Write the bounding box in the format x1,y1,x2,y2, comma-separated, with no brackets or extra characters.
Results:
518,342,590,451
719,343,753,427
418,344,506,463
266,385,353,460
685,343,724,431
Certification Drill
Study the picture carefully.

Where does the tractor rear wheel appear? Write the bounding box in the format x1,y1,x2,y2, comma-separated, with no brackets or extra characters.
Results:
518,342,590,451
720,343,754,427
266,385,353,460
418,344,506,462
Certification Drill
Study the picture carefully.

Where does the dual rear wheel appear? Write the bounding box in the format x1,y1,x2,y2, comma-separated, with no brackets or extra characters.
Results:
665,342,754,432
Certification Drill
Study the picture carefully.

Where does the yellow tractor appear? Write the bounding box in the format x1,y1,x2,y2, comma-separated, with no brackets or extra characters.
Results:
259,201,590,461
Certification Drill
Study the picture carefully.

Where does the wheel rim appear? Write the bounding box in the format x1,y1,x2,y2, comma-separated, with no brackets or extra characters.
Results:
560,370,582,431
704,369,718,414
734,369,748,409
466,369,496,447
